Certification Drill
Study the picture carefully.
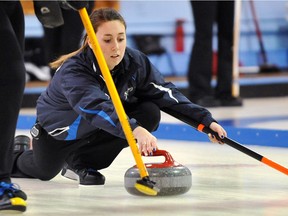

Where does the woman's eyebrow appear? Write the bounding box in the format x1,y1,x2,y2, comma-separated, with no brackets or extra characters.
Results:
103,32,125,37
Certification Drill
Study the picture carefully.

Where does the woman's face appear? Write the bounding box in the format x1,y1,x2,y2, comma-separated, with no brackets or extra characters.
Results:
96,20,126,71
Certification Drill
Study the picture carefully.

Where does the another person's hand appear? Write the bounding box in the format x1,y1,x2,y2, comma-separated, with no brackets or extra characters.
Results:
208,122,227,144
133,126,158,156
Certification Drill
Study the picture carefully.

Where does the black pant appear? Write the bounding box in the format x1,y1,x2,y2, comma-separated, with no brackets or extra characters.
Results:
12,102,161,180
187,1,234,101
0,1,25,183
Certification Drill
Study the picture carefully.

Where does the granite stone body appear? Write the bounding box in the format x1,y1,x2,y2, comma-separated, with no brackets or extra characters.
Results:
124,150,192,196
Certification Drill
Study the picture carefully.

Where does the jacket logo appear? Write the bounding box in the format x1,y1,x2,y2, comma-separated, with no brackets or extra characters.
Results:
105,93,110,100
124,87,133,100
93,63,97,72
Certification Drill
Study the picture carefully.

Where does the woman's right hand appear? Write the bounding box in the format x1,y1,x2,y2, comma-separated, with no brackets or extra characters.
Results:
132,126,158,156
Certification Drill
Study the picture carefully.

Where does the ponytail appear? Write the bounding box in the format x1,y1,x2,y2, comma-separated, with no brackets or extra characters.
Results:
50,36,88,69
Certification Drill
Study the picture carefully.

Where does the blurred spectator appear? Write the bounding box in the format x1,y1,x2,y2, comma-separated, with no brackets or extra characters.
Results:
21,1,119,79
43,1,95,76
187,0,242,107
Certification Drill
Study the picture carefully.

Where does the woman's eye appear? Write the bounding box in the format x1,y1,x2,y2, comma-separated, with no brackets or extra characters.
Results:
104,39,111,43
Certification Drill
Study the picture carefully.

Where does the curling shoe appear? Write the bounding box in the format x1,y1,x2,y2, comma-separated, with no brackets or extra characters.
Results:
61,164,105,186
191,96,221,107
0,182,27,212
219,96,243,107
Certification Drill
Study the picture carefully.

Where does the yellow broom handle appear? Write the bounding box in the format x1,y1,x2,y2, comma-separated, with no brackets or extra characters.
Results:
78,8,148,178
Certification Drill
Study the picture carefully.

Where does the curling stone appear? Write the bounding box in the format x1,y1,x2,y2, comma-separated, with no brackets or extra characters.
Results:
124,149,192,196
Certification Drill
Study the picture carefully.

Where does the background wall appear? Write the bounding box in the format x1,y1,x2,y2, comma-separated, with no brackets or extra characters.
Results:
120,0,288,76
24,1,288,76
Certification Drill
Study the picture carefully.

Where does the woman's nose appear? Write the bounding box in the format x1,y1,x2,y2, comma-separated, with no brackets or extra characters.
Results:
112,41,119,50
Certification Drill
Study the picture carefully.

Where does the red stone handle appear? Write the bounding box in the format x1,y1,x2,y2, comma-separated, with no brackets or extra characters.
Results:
143,149,180,168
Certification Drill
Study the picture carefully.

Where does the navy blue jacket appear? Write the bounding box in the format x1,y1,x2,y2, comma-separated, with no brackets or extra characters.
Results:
37,47,215,140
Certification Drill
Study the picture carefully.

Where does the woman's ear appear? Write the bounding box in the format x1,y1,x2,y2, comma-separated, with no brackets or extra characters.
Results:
87,39,92,49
